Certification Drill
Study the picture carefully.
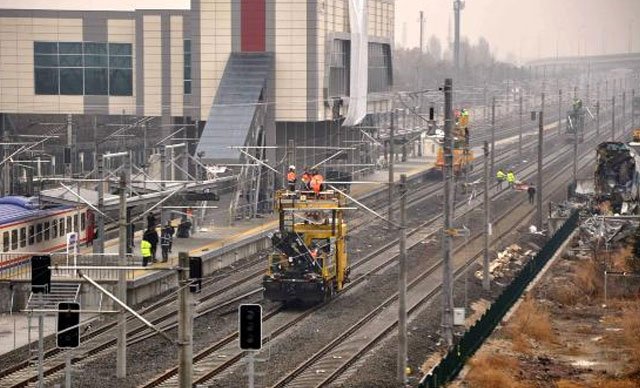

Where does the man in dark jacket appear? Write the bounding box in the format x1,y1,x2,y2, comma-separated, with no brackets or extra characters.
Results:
527,184,536,204
143,227,159,261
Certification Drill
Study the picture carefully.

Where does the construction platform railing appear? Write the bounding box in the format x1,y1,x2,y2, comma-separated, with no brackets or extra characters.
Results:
419,210,579,388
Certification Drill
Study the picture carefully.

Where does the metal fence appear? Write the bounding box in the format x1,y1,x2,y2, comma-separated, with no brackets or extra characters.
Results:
0,252,138,281
420,211,579,388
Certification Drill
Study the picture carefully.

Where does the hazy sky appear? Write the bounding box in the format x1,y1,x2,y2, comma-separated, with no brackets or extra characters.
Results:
1,0,638,62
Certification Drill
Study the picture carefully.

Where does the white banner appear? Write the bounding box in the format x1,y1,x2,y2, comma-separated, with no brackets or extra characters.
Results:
343,0,369,127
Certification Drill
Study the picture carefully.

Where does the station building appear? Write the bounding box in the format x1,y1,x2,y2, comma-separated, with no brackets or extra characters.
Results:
0,0,394,182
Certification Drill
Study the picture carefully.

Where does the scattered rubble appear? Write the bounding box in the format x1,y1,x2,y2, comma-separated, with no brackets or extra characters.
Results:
475,244,535,281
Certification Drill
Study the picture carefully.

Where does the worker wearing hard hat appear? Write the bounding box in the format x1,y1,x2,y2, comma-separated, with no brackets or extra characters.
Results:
301,167,312,191
287,165,297,191
310,169,325,195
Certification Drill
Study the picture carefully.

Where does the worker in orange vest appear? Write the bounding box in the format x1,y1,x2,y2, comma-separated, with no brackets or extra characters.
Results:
310,169,324,194
286,165,297,191
301,167,312,191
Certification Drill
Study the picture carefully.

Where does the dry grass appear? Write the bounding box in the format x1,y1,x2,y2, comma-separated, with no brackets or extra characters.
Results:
573,258,603,300
592,378,640,388
506,297,555,349
610,246,633,272
549,283,581,306
465,354,524,388
620,306,640,373
555,379,586,388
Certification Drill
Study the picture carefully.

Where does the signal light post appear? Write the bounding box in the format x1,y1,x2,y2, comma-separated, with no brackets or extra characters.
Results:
239,304,263,388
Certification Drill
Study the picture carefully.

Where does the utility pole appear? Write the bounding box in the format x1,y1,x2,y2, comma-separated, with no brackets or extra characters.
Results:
558,89,562,136
94,155,105,254
65,114,73,178
482,141,490,291
596,101,600,136
178,252,193,387
453,0,464,72
612,96,616,141
573,121,578,187
622,91,626,132
116,172,127,378
388,110,395,224
518,93,523,159
419,11,424,53
397,174,408,385
1,114,9,196
442,78,454,347
633,89,636,128
490,96,496,176
537,111,544,230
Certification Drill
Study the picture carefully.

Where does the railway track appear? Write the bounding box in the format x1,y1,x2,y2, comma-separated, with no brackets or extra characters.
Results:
140,113,608,388
270,131,604,388
0,99,600,388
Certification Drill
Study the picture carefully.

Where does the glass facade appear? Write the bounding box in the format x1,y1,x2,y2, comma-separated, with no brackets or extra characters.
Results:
184,39,192,95
367,42,392,93
34,41,133,96
328,40,392,97
329,39,350,97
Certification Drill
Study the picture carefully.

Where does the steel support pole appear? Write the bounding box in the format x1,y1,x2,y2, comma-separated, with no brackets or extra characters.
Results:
442,78,454,347
573,124,578,187
623,91,626,132
596,101,600,135
178,252,193,387
483,141,490,291
397,174,407,385
65,352,71,388
453,1,461,71
537,111,544,230
612,96,616,141
37,299,43,388
633,89,636,128
388,110,395,224
94,155,105,254
116,173,127,378
247,352,255,388
490,97,496,176
558,89,562,136
518,94,523,159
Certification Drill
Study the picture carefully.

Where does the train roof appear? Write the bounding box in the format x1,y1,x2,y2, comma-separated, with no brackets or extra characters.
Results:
0,196,74,226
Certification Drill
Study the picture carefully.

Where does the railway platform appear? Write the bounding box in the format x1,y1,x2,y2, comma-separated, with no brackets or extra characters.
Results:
0,154,437,318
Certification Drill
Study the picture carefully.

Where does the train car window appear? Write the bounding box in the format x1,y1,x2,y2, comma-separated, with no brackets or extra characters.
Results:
36,223,43,243
28,225,35,245
81,212,86,231
11,229,17,250
66,217,72,233
52,221,57,239
3,232,9,252
74,215,78,232
19,227,26,248
44,222,50,241
60,218,65,236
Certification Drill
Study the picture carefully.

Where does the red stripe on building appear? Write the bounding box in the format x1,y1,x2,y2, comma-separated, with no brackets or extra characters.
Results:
241,0,266,52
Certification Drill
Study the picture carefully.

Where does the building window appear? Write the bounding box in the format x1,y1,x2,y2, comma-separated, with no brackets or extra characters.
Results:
184,39,192,94
368,43,392,93
3,232,8,252
19,227,26,248
328,39,350,97
36,223,43,243
28,225,35,245
11,230,17,250
34,41,133,96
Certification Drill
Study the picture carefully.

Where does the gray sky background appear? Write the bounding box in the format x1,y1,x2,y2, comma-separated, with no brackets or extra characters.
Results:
1,0,638,63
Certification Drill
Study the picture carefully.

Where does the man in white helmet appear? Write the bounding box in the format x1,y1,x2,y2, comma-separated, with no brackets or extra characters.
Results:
287,165,297,191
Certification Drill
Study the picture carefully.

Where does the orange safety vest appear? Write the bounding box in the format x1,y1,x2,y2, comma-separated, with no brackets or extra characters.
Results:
310,174,324,193
287,171,296,182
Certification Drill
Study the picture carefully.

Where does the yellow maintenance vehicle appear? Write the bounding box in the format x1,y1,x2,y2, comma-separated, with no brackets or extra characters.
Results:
262,189,351,304
435,109,474,175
